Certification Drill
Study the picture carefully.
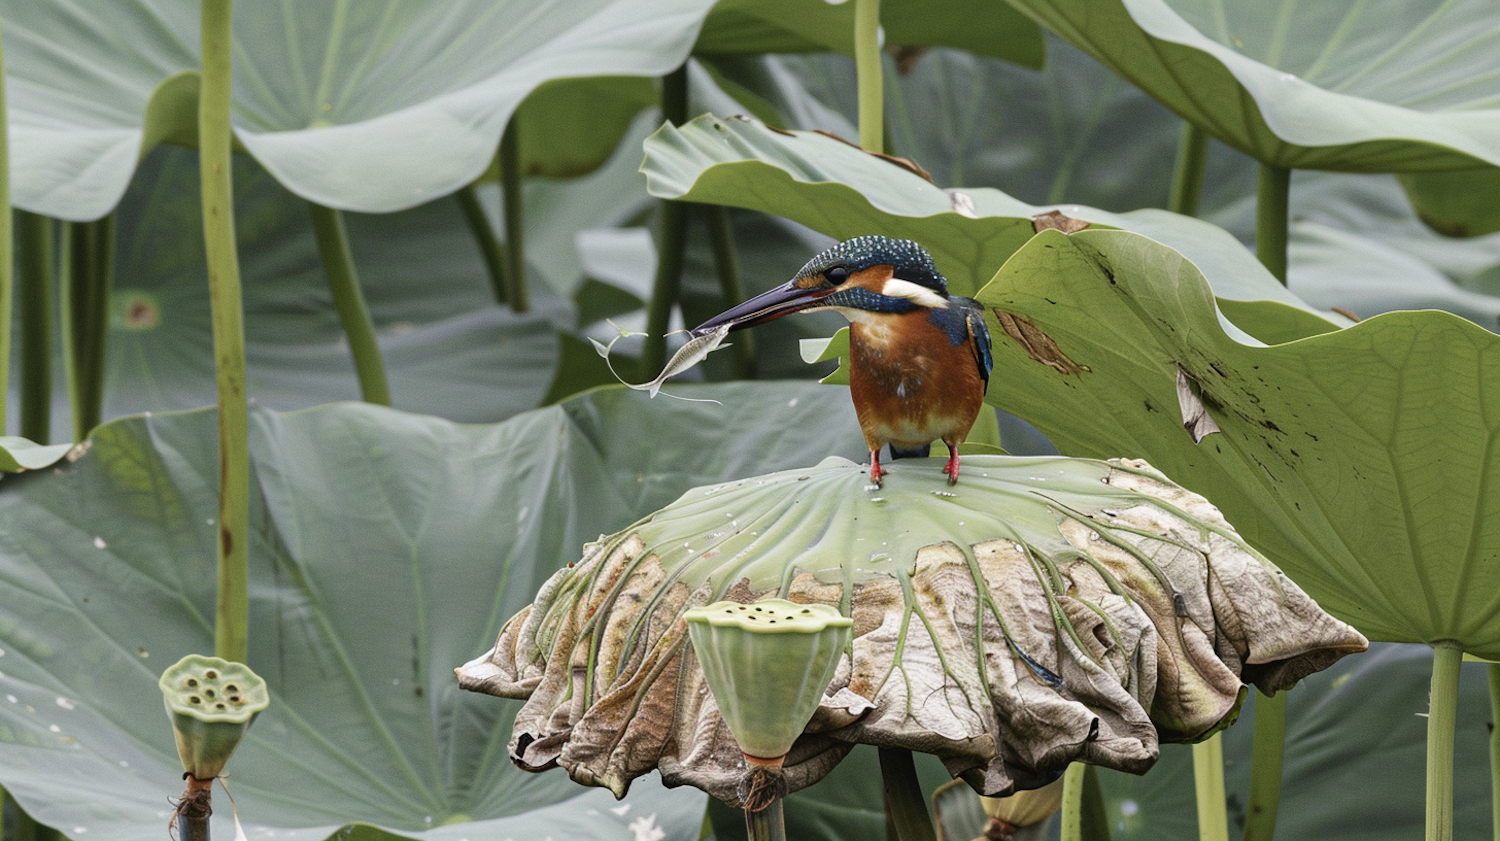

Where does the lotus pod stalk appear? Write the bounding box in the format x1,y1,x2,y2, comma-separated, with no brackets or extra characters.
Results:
685,598,852,815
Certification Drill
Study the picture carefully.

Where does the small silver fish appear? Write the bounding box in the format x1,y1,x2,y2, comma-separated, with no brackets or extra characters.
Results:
591,322,733,398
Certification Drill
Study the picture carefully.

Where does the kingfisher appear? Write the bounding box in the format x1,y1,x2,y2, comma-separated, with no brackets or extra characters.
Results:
690,235,992,488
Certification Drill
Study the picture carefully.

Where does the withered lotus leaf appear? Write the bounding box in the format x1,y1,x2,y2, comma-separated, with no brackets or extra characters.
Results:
456,456,1366,805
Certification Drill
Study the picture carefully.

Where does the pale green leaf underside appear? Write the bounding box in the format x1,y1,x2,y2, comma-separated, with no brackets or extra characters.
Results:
640,115,1341,340
2,0,715,218
978,227,1500,655
1007,0,1500,172
0,437,73,472
0,383,863,840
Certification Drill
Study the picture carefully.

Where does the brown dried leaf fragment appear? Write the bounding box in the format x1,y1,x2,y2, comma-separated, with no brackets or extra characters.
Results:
993,311,1090,376
1032,210,1090,234
1176,365,1222,444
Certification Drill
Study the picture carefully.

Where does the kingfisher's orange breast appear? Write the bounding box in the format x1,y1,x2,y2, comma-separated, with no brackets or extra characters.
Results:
847,311,986,451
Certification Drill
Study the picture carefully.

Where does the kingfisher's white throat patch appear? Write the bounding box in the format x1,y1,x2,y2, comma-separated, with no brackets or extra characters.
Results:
880,278,949,309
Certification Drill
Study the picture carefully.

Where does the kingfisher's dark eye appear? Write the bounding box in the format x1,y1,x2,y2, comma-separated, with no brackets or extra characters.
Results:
826,266,850,285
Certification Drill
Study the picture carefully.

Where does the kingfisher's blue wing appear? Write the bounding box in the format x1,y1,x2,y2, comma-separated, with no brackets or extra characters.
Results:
958,297,993,389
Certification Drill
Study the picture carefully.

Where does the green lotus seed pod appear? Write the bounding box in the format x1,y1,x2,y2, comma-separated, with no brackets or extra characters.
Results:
159,654,270,779
685,599,852,763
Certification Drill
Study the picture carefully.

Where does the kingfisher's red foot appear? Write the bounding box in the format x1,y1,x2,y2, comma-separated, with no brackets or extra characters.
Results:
943,445,961,485
868,450,885,488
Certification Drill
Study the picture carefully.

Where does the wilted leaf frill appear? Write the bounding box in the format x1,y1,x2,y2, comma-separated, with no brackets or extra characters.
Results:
457,456,1365,805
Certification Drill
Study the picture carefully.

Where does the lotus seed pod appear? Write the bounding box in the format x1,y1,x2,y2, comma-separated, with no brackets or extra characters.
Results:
685,599,852,763
980,775,1065,828
159,654,270,779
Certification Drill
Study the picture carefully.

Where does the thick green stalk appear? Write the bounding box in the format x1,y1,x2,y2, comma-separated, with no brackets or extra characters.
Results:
201,0,250,666
641,64,691,378
455,185,512,307
307,203,390,406
1193,734,1230,841
854,0,883,153
879,747,936,841
0,25,11,432
17,212,53,443
1168,122,1209,217
1242,690,1286,841
744,798,787,841
1489,664,1500,841
1255,165,1290,284
703,205,755,379
499,118,528,313
1427,642,1463,841
1059,763,1111,841
61,217,114,442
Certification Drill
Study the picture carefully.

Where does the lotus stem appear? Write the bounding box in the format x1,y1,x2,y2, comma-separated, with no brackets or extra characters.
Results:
499,116,528,313
1242,690,1286,841
1427,641,1462,841
1168,122,1209,217
17,211,53,443
854,0,883,153
703,206,755,379
60,216,114,442
1255,165,1290,285
177,775,213,841
455,184,512,307
1193,733,1229,841
0,24,11,433
641,63,690,378
1489,664,1500,841
1059,764,1110,841
307,203,390,406
200,0,250,665
741,756,789,841
880,747,936,841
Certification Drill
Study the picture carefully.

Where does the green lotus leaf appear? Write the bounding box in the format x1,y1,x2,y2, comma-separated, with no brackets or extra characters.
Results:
0,382,862,840
1005,0,1500,174
975,226,1500,656
3,0,717,219
1397,168,1500,239
458,454,1364,805
0,437,73,472
696,0,1044,67
22,145,565,437
640,114,1341,341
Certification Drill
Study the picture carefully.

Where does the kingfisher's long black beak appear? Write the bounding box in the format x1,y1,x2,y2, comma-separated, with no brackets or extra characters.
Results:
689,280,834,338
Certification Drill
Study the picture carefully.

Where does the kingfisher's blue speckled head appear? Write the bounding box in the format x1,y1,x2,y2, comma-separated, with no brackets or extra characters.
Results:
690,236,951,336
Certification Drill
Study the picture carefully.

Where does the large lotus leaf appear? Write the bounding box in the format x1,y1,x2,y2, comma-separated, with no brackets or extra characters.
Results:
1089,644,1497,840
640,114,1341,341
1004,0,1500,175
459,454,1364,803
2,0,716,219
975,226,1500,656
15,145,566,437
695,0,1044,67
0,381,869,840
